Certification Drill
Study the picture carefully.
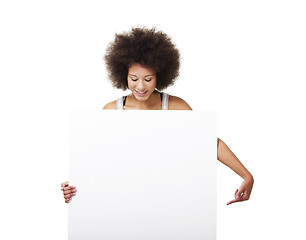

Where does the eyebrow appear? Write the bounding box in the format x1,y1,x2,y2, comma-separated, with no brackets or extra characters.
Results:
128,74,154,77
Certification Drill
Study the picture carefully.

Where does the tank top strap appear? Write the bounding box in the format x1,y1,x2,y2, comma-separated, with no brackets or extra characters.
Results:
161,92,169,110
117,93,169,110
116,96,124,110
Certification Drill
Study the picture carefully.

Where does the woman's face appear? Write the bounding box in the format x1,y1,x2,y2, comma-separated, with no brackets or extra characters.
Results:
127,63,157,101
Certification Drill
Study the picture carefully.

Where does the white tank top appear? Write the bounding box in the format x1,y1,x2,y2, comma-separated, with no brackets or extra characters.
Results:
116,92,169,110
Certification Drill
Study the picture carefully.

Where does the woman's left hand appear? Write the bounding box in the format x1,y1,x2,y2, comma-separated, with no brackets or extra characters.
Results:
227,176,254,205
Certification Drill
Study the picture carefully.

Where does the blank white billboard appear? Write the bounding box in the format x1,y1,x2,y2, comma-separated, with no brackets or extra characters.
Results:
69,110,217,240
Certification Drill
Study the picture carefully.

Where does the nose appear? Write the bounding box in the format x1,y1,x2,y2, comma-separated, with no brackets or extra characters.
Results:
136,80,145,91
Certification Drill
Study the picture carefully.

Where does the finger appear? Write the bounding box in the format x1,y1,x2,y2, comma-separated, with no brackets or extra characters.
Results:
64,189,77,199
64,192,76,199
227,196,245,205
63,187,77,195
227,193,250,205
236,189,243,198
234,189,241,200
227,198,240,205
234,189,238,197
65,197,72,203
237,188,247,199
63,185,76,192
227,189,241,205
61,182,69,191
238,189,250,199
240,192,250,201
61,181,69,188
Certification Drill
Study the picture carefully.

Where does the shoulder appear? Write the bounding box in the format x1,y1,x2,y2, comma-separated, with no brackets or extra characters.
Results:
102,100,117,110
168,95,192,110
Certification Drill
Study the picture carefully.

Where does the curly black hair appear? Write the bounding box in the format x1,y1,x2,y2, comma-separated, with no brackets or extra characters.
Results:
104,27,181,91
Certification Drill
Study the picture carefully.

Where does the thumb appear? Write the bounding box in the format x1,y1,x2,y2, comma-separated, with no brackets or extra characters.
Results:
61,181,69,190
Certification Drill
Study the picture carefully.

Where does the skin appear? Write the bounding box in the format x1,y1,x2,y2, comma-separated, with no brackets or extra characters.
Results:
61,63,254,205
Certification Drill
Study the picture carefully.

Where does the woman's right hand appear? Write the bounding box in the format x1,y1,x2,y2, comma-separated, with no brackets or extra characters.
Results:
61,181,77,203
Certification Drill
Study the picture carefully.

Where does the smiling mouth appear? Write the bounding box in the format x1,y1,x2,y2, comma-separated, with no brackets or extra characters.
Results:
135,90,148,96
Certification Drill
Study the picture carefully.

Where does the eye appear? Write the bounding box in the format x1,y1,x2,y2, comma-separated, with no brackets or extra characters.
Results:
131,78,138,81
145,78,152,82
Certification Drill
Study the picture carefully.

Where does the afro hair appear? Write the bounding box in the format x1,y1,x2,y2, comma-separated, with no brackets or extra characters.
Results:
104,27,181,91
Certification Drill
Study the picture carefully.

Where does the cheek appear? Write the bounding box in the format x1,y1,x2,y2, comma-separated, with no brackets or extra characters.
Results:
127,80,134,89
150,80,157,89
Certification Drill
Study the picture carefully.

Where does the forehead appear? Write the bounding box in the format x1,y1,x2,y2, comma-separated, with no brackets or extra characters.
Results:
128,63,155,76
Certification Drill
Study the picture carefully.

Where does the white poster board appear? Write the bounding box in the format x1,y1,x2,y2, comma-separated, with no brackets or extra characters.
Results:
69,110,217,240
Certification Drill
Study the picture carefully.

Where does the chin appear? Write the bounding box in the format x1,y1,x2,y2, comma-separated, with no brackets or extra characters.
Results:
134,95,149,101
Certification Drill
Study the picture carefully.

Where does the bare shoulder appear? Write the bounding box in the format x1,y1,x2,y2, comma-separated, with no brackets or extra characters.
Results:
168,95,192,110
102,100,117,110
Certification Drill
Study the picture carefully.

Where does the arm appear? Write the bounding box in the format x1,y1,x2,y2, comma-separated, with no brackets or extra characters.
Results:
168,97,254,204
217,138,254,205
169,96,253,204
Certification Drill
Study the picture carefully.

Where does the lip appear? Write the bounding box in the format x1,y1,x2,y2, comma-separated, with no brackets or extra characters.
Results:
135,90,148,97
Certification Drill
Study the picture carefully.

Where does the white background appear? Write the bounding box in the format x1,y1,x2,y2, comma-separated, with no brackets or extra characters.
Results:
0,0,305,239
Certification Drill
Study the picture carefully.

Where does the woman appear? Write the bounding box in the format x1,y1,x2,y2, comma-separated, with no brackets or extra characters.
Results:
61,27,254,205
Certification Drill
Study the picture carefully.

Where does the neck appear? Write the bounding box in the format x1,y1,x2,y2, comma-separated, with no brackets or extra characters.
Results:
128,90,161,109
